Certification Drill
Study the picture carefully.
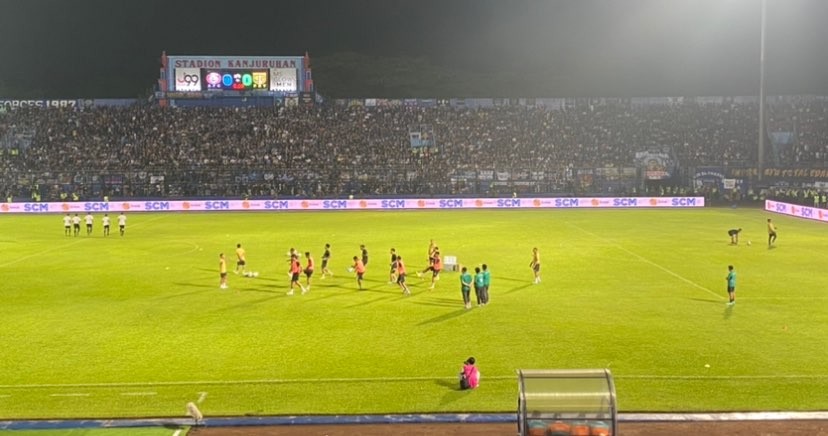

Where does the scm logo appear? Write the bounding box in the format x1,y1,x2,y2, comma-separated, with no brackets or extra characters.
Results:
438,199,463,208
613,198,637,207
144,201,170,211
205,201,230,210
554,198,579,207
381,200,405,208
23,203,49,212
264,200,289,210
323,200,347,209
671,198,697,206
84,202,109,211
496,199,520,207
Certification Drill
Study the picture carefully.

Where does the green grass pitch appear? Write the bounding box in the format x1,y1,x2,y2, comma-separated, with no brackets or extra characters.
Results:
1,207,826,419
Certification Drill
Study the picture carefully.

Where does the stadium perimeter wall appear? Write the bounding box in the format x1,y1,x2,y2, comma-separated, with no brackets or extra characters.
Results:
0,196,704,214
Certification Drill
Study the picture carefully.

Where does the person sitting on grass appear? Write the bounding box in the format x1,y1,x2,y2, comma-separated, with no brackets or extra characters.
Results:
460,357,480,390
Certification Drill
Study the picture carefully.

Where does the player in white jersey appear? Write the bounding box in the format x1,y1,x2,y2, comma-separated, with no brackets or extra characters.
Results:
72,214,82,236
117,213,127,236
84,213,94,236
102,214,111,236
63,214,72,236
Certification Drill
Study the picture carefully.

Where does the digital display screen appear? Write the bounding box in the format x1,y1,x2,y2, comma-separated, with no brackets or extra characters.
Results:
172,67,300,92
269,68,298,92
201,69,269,91
174,68,202,91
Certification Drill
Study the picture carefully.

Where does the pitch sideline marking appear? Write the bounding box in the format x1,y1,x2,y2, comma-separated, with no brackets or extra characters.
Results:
172,430,181,436
566,222,724,300
120,392,157,396
197,391,208,404
5,373,828,391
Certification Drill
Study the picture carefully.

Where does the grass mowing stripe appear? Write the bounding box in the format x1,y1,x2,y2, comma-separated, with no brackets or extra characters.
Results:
0,238,88,268
565,220,724,300
5,373,828,391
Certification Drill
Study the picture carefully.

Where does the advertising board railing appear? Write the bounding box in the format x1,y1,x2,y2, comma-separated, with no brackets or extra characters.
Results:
765,200,828,223
0,196,704,214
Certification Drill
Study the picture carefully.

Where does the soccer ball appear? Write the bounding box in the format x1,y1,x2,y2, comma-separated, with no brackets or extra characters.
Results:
347,267,355,273
747,241,752,246
253,272,259,277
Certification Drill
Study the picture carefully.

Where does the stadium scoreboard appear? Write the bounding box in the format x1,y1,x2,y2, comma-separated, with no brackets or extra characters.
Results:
159,53,313,98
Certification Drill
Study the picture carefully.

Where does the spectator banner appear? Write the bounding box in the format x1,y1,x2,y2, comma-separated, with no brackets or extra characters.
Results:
765,200,828,223
0,99,80,109
730,167,828,181
636,151,674,180
1,197,704,214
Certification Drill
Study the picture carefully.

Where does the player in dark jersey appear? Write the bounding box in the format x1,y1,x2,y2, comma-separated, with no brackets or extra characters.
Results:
728,228,742,245
320,243,332,279
389,248,398,284
360,244,369,267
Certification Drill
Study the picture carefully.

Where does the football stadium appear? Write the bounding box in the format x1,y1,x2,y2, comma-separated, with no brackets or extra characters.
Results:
2,1,828,435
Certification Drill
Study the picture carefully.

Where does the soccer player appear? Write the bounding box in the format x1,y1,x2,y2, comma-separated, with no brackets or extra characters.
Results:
102,214,111,236
767,218,777,247
396,255,410,296
728,228,742,245
417,245,440,278
63,214,72,236
725,265,737,305
303,251,314,292
117,212,126,236
360,244,369,267
389,248,398,284
219,253,228,289
481,264,491,304
352,255,366,290
426,239,437,262
429,250,443,290
460,266,473,309
72,214,81,237
84,212,94,236
320,243,333,279
529,247,541,284
473,267,485,306
287,253,305,295
234,243,246,274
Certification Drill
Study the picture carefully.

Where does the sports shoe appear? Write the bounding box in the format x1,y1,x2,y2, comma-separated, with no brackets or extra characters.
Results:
301,287,308,295
287,290,294,296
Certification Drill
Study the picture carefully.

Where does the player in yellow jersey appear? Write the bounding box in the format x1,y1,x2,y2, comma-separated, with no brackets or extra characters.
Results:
529,247,541,284
219,253,228,289
767,218,778,247
234,243,247,274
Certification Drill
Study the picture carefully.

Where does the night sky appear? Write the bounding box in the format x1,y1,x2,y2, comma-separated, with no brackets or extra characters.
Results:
1,0,828,97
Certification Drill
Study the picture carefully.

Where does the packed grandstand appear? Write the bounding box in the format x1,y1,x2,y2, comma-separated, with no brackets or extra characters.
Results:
1,98,827,202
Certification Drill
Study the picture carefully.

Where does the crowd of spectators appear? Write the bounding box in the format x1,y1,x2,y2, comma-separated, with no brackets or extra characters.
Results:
1,99,827,200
